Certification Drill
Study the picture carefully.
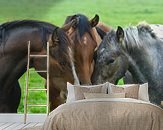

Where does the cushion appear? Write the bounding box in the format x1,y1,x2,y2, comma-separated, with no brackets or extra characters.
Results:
138,83,149,102
109,83,149,102
84,93,125,99
66,82,109,103
161,101,163,106
110,83,139,99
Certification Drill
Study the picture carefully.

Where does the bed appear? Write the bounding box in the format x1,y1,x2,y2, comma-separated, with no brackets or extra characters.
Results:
42,98,163,130
24,82,163,130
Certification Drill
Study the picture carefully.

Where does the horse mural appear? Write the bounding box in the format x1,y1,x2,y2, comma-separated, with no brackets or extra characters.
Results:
92,23,163,106
63,14,102,85
0,19,78,113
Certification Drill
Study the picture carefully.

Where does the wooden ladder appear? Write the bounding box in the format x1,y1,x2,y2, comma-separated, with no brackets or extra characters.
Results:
24,41,50,124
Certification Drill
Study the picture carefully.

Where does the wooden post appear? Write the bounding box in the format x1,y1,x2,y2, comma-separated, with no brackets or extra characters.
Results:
46,42,50,114
24,41,30,124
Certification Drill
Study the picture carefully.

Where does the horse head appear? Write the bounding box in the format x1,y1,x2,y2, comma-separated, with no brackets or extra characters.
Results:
34,23,79,110
63,14,101,85
48,27,74,82
92,26,129,84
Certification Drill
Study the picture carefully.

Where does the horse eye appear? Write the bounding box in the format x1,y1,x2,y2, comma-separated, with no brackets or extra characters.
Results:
107,59,115,65
60,62,66,66
51,41,58,48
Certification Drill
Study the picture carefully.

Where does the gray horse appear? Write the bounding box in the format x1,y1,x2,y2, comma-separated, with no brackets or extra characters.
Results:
92,23,163,106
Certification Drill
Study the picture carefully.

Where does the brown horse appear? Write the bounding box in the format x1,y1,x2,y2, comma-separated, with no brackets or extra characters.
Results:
0,20,77,113
63,14,102,85
97,22,111,33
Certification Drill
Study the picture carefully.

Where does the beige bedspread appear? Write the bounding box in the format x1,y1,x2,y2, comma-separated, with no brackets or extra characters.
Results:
42,98,163,130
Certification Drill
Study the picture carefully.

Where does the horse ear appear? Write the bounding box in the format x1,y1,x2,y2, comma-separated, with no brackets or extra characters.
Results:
64,15,74,24
96,27,106,39
116,26,124,42
90,14,99,27
62,16,79,31
51,27,59,46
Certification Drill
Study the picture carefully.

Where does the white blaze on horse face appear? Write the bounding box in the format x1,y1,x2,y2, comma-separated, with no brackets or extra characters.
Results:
68,47,80,85
83,36,87,45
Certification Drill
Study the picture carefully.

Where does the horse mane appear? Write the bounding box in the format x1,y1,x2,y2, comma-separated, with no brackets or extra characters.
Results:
50,28,72,68
0,20,56,47
64,14,93,40
124,23,158,50
103,30,118,45
57,28,72,56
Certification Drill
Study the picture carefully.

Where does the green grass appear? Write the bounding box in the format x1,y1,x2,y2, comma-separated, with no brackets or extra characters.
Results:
18,72,47,113
1,0,163,26
0,0,163,113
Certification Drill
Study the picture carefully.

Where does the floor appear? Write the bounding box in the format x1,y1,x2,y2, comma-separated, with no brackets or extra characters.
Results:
0,122,43,130
0,114,46,130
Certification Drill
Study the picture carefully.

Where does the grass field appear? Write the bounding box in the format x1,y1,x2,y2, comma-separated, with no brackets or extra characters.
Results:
0,0,163,113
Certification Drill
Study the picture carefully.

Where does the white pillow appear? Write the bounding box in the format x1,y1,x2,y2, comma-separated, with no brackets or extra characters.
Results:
67,82,75,103
138,83,149,102
161,101,163,106
66,82,109,103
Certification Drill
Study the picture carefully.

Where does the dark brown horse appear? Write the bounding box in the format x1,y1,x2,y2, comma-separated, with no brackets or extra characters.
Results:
63,14,102,85
0,20,77,113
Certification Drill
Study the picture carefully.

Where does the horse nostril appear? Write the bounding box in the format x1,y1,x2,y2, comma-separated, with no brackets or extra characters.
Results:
79,81,92,85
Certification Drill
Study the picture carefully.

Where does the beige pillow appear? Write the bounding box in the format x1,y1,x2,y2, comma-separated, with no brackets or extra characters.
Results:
84,93,125,99
74,86,103,100
66,82,109,103
109,83,149,102
110,83,139,99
